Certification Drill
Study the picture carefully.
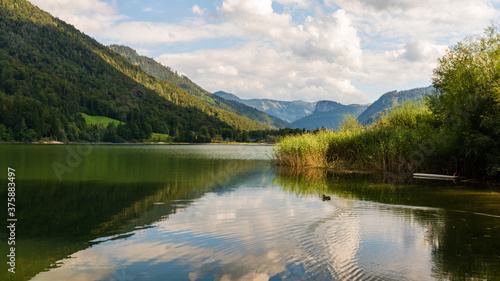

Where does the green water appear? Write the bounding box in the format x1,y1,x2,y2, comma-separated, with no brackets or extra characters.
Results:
0,144,499,280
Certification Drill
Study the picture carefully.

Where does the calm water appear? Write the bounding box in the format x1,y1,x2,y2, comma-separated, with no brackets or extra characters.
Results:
0,144,499,281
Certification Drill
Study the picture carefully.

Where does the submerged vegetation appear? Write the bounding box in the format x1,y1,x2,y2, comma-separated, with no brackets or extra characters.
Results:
276,26,500,179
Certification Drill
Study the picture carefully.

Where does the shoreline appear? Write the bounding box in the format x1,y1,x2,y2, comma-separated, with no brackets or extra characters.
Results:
0,141,275,146
276,165,500,186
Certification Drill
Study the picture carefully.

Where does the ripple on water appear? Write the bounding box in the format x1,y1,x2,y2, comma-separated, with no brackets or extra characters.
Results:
33,186,449,281
152,189,441,280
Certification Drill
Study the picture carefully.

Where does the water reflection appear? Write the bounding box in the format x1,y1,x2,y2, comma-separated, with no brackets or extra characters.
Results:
275,168,500,280
32,184,440,281
0,144,272,281
0,145,499,280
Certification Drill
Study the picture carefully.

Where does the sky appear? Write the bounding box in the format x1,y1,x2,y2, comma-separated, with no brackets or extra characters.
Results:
28,0,500,103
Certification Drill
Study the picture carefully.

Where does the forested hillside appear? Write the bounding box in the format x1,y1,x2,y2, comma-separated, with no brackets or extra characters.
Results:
109,45,288,129
0,0,269,143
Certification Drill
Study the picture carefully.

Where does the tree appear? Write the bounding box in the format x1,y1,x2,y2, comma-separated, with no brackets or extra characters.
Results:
429,25,500,177
103,122,119,142
0,124,12,141
14,118,28,141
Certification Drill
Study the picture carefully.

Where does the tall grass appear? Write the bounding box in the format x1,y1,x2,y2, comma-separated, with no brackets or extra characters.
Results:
275,100,435,173
274,130,335,168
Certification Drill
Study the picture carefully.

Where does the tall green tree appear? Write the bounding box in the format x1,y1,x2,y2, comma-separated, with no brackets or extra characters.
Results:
429,25,500,177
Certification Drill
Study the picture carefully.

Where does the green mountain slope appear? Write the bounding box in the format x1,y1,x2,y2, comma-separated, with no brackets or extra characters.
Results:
109,45,288,129
0,0,269,143
291,101,369,130
213,91,316,123
357,86,434,124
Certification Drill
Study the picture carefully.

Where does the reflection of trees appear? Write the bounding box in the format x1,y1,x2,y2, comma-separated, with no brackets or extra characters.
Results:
430,213,500,280
274,167,500,280
0,160,262,281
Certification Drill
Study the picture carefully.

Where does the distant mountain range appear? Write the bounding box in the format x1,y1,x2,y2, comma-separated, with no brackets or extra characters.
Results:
214,86,434,130
109,45,288,129
213,91,316,123
292,101,369,130
357,86,434,124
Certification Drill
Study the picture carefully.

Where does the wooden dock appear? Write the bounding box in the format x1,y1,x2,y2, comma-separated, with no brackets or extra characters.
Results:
413,173,458,180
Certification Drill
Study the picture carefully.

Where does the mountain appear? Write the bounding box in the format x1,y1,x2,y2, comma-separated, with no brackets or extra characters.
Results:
357,86,435,124
0,0,270,143
291,101,369,130
213,91,316,123
109,45,288,129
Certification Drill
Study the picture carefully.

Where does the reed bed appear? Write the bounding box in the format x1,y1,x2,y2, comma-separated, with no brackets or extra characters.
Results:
274,130,336,168
275,100,434,173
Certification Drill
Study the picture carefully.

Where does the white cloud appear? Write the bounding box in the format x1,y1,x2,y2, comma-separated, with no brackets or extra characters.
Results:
28,0,500,102
149,0,366,103
191,5,205,16
157,42,366,103
103,21,244,44
357,39,448,87
292,10,362,68
218,0,294,37
330,0,500,42
135,48,153,57
323,0,500,98
276,0,314,9
28,0,125,34
399,38,445,63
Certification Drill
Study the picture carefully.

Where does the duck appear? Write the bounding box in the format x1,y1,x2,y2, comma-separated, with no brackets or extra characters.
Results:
322,194,331,201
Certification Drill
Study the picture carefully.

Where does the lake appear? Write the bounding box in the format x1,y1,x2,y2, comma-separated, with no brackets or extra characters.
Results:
0,144,499,281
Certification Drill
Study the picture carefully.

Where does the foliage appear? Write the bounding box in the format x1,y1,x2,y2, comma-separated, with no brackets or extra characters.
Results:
429,25,500,177
377,100,432,129
339,113,363,131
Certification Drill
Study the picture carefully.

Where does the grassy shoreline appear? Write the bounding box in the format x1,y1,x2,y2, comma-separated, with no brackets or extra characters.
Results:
274,99,499,180
275,101,433,171
0,141,275,145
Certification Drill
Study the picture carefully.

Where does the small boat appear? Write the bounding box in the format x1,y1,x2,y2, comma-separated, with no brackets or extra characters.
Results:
413,173,458,180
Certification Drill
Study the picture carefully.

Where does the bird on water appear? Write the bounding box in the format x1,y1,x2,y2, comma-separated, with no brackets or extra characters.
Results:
322,195,331,201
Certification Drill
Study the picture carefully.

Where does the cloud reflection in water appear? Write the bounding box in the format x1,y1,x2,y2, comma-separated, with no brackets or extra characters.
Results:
32,184,439,281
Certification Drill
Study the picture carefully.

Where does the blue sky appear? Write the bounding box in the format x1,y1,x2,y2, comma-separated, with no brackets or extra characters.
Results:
29,0,500,103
